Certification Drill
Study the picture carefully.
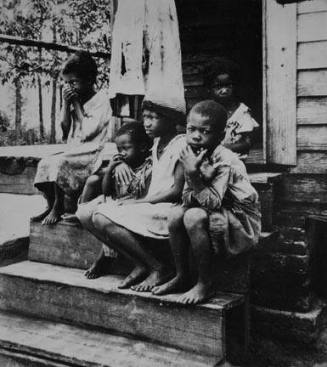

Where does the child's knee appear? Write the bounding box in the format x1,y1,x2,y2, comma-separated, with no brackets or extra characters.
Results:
168,206,185,231
76,205,93,228
92,212,106,232
85,175,101,188
183,208,208,231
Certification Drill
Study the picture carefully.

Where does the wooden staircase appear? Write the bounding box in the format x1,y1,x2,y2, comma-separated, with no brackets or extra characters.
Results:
0,218,278,366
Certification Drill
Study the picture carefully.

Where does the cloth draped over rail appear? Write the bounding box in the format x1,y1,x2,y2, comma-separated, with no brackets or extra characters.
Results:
108,0,185,120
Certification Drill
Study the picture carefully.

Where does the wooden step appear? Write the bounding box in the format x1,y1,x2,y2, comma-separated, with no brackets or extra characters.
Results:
0,311,213,367
0,261,247,365
29,222,281,294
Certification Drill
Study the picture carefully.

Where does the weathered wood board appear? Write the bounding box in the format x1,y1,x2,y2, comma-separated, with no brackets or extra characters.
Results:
297,125,327,150
297,97,327,125
0,312,213,367
298,41,327,70
298,1,327,14
298,12,327,42
298,70,327,97
266,0,297,164
291,152,327,174
0,261,245,361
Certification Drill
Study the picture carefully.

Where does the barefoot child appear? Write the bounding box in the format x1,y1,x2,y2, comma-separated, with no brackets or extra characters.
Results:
90,95,186,290
153,100,261,304
203,58,259,158
33,51,111,224
77,122,152,279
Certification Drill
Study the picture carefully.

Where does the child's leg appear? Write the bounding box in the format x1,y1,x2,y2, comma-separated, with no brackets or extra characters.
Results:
80,175,102,204
31,183,55,222
178,208,214,304
42,183,65,225
152,206,190,295
93,213,170,291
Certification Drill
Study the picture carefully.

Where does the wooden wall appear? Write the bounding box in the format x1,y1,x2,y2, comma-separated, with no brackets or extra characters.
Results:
276,0,327,226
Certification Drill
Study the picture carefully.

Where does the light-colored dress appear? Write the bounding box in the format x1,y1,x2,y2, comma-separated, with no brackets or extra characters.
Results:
183,145,261,257
94,134,186,239
34,90,112,197
222,103,259,156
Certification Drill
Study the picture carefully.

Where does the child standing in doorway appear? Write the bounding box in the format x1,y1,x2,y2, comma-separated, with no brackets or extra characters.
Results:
203,58,259,158
153,100,261,304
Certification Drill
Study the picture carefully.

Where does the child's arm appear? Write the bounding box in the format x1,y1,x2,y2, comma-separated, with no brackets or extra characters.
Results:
224,133,252,155
181,147,230,211
102,155,125,198
60,86,76,141
119,162,185,205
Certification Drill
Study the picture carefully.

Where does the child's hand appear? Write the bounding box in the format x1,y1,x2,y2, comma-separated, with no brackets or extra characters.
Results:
180,146,207,175
200,160,219,181
108,154,124,169
63,85,78,104
114,162,135,186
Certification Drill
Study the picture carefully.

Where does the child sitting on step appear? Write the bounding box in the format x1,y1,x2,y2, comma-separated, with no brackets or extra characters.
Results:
152,100,261,304
76,122,152,279
90,95,186,290
203,58,259,159
33,51,112,225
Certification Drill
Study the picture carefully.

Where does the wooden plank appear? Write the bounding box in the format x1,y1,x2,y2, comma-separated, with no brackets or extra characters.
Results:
266,0,297,164
277,174,327,203
298,0,327,14
0,167,37,195
29,221,255,293
291,151,327,173
0,262,245,361
297,97,327,124
298,12,327,42
0,312,212,367
298,70,327,96
29,221,105,270
297,125,327,150
298,41,327,69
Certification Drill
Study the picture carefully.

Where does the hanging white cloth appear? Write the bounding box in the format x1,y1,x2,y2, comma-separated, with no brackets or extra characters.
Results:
108,0,185,114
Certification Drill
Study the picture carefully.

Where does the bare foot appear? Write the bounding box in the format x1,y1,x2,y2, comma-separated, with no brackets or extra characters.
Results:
177,282,213,305
42,208,63,225
118,265,148,289
152,275,189,296
85,256,112,280
131,267,172,292
31,208,51,222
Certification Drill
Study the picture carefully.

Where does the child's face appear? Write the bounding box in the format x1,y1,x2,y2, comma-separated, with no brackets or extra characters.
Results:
115,134,138,165
210,73,235,103
62,73,91,96
142,109,167,138
186,111,221,152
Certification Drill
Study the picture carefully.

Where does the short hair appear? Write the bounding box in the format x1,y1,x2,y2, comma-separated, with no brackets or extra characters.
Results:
61,51,97,84
203,57,241,88
189,100,227,135
116,121,152,150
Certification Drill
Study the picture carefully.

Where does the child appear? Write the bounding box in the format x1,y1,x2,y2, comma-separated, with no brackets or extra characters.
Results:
90,95,186,290
77,122,152,279
33,51,111,225
152,100,261,304
203,58,259,158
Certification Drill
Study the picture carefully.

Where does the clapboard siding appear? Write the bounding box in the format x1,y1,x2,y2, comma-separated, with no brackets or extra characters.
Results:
297,97,327,125
297,12,327,42
298,41,327,70
297,125,327,150
298,0,327,14
298,70,327,96
290,152,327,174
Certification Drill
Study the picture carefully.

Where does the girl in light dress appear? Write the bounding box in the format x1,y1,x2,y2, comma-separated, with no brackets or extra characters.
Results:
88,96,186,290
33,51,111,225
